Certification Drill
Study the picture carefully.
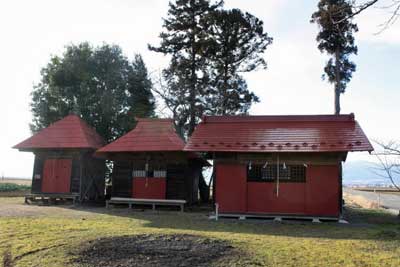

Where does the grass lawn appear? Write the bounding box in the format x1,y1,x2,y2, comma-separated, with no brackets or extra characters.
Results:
1,197,400,267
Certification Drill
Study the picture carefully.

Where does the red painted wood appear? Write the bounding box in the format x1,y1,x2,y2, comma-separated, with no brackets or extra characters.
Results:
215,164,339,217
216,163,247,213
247,183,306,214
56,159,72,193
42,159,56,193
42,159,72,193
306,165,340,217
132,177,166,199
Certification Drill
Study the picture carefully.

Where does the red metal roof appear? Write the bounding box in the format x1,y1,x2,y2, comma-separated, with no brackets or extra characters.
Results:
13,114,105,151
97,118,186,153
184,114,373,153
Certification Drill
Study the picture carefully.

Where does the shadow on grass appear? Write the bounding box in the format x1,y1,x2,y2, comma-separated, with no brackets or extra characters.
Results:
60,203,400,242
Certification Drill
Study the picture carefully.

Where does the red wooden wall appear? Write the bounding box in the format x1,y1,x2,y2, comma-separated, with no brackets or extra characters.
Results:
42,159,72,193
216,163,340,217
247,183,306,214
132,177,166,199
216,163,247,213
306,165,340,216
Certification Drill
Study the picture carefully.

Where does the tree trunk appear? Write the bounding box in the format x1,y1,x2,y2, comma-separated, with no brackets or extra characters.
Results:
198,172,210,203
334,48,341,115
188,13,197,137
221,63,229,115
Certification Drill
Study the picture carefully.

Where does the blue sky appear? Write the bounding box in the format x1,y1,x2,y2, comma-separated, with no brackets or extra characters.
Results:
0,0,399,178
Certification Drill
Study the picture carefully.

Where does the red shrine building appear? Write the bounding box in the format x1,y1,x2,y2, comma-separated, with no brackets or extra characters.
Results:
96,118,206,204
185,114,373,218
13,115,106,202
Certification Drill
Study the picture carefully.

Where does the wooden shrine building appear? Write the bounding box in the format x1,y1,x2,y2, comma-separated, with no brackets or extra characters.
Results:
185,114,373,219
13,115,106,203
96,118,206,205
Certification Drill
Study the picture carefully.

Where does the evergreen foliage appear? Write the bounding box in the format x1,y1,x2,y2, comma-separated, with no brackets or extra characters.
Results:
149,0,223,137
311,0,358,114
150,0,272,136
30,43,155,142
207,8,272,115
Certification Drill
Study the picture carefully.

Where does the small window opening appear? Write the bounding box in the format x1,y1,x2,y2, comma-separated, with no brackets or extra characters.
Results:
247,164,306,183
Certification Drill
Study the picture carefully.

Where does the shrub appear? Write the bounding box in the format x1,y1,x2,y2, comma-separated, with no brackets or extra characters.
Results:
0,183,31,192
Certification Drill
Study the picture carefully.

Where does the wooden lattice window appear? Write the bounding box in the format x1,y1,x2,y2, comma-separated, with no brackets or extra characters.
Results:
132,168,167,178
247,164,306,183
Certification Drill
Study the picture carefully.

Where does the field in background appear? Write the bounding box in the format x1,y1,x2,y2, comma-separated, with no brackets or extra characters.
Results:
0,179,31,197
0,178,31,186
353,187,400,196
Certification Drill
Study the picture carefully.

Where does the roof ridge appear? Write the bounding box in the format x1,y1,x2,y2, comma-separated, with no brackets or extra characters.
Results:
136,117,174,122
76,115,96,148
202,114,355,123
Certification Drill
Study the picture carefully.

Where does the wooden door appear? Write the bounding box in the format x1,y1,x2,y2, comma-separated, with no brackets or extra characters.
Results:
42,159,72,193
55,159,72,193
215,163,247,213
306,165,340,217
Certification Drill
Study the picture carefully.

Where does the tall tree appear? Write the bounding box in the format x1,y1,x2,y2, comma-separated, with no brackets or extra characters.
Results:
149,0,224,137
127,54,156,119
30,43,155,142
207,8,273,115
311,0,358,115
150,0,272,135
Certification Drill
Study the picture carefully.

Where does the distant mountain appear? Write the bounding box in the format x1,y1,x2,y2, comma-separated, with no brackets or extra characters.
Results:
343,160,390,186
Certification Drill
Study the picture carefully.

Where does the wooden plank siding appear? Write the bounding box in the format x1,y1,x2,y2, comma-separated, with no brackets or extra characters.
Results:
112,161,133,198
31,156,44,193
29,150,105,202
70,158,81,193
111,160,201,205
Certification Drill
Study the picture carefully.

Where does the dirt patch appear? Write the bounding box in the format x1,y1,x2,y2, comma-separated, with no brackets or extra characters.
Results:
0,197,99,218
72,234,237,267
2,244,13,267
0,190,30,197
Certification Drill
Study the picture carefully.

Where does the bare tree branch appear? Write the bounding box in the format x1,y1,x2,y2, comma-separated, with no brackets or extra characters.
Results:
372,140,400,191
333,0,379,24
332,0,400,33
375,0,400,33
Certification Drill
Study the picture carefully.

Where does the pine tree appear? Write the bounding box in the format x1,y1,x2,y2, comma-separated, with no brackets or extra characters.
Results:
311,0,358,115
207,8,273,115
149,0,223,137
126,54,156,124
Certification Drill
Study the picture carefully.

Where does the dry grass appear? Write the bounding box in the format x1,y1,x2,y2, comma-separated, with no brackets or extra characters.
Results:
343,192,380,209
1,197,399,267
0,178,31,186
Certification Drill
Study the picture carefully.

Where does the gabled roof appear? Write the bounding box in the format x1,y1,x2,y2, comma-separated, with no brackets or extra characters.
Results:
13,114,105,151
184,114,373,153
97,118,185,153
